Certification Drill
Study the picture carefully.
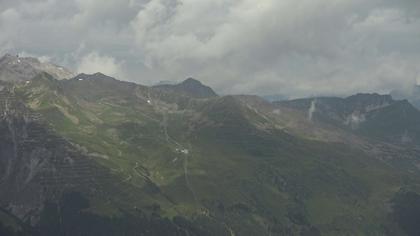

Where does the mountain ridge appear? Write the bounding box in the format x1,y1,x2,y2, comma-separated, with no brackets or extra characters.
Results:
1,57,420,235
153,77,218,99
277,93,420,145
0,54,75,83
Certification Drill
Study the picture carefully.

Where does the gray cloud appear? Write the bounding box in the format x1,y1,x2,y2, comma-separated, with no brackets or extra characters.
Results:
0,0,419,97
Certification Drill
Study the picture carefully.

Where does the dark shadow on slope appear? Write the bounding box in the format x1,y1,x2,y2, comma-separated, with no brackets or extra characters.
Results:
34,191,211,236
391,190,420,236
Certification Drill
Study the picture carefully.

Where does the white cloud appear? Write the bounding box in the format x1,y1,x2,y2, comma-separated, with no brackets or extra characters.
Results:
0,0,420,97
129,0,420,96
19,51,51,63
77,52,123,77
0,8,20,22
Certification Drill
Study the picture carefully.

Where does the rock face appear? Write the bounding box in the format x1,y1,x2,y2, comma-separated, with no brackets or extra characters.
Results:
153,78,218,98
0,54,75,82
277,93,420,144
0,83,105,225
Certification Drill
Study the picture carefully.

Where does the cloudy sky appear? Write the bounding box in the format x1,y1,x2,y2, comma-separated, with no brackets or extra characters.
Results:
1,0,419,97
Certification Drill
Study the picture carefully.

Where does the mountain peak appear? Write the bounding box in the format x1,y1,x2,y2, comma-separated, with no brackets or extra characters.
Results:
93,72,108,77
181,77,202,85
346,93,393,103
0,53,75,82
153,77,218,99
73,72,117,82
0,53,20,64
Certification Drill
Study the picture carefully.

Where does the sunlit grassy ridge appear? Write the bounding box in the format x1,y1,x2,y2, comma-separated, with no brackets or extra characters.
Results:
9,72,420,235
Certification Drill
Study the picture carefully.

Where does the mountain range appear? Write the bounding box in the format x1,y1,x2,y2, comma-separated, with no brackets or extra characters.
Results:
1,54,420,236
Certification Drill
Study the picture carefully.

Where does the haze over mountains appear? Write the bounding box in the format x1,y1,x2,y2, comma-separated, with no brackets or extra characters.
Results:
391,86,420,110
1,54,420,236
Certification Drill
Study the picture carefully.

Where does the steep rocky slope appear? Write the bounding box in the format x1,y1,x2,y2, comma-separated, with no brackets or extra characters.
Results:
277,94,420,145
0,54,74,82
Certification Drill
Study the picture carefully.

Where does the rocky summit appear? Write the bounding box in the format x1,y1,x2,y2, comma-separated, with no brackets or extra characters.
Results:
0,54,74,83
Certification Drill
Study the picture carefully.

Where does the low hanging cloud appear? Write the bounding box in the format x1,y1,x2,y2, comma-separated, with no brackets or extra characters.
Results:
77,52,123,77
0,0,419,97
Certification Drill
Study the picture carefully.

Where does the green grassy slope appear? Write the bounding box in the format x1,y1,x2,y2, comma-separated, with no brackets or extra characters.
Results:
6,73,420,235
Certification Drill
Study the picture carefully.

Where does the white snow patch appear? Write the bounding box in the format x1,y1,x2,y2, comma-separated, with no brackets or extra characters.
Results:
89,152,109,159
176,148,189,155
345,112,366,129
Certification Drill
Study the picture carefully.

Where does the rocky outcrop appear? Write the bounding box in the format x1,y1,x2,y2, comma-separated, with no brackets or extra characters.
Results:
0,84,112,226
0,54,74,82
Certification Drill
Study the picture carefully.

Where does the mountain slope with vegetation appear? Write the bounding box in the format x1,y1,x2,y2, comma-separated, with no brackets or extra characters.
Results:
1,64,420,235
